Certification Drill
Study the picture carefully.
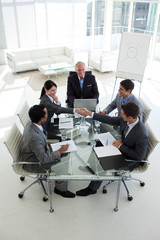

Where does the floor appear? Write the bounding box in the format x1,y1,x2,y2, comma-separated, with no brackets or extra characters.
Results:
0,65,160,240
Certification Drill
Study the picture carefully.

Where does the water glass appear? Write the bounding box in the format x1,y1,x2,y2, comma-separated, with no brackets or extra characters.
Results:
95,120,100,133
90,138,96,148
60,130,67,141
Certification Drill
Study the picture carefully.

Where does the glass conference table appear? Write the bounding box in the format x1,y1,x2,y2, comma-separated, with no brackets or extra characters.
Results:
44,117,129,213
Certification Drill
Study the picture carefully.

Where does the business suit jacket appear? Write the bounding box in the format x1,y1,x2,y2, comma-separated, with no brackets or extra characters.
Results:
21,122,60,172
93,113,148,169
40,94,73,131
103,93,143,120
66,73,99,108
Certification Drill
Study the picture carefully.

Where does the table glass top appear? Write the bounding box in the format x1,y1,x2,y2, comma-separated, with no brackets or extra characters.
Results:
47,117,125,180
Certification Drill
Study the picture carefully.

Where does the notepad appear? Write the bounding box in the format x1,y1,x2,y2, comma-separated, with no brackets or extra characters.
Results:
51,140,77,153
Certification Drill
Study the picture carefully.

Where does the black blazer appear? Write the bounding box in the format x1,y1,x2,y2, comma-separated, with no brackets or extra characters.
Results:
93,113,148,169
40,94,73,131
66,73,99,108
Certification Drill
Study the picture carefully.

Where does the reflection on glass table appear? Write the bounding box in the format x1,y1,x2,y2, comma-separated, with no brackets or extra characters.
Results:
45,118,128,213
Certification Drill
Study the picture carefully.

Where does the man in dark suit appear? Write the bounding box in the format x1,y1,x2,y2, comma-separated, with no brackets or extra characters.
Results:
66,61,99,108
21,104,75,198
76,102,148,196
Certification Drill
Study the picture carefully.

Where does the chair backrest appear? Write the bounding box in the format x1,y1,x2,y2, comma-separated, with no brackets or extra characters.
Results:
17,101,30,127
69,70,92,76
140,98,151,124
4,124,22,163
145,123,159,160
4,124,36,176
133,123,159,173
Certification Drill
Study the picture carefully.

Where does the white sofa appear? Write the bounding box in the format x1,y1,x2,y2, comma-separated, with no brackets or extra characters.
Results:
6,46,74,73
88,49,117,73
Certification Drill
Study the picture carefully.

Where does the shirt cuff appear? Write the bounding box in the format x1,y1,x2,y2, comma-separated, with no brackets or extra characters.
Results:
54,101,61,106
118,144,122,149
91,112,94,118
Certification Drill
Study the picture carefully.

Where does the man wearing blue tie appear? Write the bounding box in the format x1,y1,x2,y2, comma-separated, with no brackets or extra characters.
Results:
100,79,143,120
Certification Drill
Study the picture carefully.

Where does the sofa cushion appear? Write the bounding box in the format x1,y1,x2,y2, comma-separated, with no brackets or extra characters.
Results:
51,55,71,63
31,48,49,59
16,60,37,72
48,47,64,56
13,50,31,61
33,57,53,65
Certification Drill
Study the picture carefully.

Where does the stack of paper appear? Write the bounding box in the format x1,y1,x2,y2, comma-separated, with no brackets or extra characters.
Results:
94,145,121,158
94,132,122,158
59,118,73,129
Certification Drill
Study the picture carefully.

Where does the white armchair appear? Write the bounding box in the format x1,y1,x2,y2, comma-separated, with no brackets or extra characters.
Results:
88,49,117,73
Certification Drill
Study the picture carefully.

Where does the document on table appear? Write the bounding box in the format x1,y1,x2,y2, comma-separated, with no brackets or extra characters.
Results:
59,118,73,129
94,145,122,158
98,132,115,146
51,140,77,153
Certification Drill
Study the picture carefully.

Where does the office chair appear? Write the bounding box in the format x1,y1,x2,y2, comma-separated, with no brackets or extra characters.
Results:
140,98,151,124
4,124,49,202
69,70,92,75
17,101,30,127
103,123,159,212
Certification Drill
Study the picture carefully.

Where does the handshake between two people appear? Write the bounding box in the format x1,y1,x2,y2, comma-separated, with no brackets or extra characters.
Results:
75,108,92,117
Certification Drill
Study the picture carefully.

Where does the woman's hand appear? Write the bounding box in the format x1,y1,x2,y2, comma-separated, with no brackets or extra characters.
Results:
52,95,59,103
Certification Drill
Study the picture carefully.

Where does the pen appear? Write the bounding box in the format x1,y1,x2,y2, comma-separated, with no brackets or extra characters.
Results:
106,139,108,146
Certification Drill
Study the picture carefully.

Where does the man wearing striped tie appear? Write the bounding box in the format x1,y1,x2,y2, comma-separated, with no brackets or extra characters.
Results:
76,102,148,196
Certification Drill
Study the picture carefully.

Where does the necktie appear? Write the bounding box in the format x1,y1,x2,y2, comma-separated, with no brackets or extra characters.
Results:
43,129,47,136
80,78,83,89
123,125,129,138
122,99,126,105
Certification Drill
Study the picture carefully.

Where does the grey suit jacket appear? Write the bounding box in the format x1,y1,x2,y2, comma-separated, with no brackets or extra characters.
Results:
93,113,148,162
21,122,60,172
40,94,73,131
103,93,143,120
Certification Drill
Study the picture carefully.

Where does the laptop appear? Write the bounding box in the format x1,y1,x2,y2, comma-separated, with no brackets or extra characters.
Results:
74,99,97,112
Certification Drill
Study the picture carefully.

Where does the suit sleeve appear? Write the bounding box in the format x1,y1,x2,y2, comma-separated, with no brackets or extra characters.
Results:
67,76,76,105
103,95,118,114
29,136,61,164
40,96,73,115
119,130,148,160
93,113,121,126
91,76,99,103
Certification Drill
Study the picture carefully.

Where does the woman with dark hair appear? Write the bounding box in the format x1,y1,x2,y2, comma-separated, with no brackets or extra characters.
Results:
40,80,80,137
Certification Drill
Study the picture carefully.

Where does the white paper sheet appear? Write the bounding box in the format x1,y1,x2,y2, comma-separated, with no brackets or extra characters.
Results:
51,140,77,153
59,118,73,129
98,132,115,146
94,145,122,158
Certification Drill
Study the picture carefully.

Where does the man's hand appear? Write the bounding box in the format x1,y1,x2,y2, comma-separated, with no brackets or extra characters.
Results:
75,108,86,116
58,144,69,154
112,140,122,148
98,110,106,115
79,108,92,116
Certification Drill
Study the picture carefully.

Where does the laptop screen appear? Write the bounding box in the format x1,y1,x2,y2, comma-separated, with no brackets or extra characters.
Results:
74,99,97,112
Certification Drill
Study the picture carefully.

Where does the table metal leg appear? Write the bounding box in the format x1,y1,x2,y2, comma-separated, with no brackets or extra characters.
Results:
114,179,122,212
48,180,54,213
